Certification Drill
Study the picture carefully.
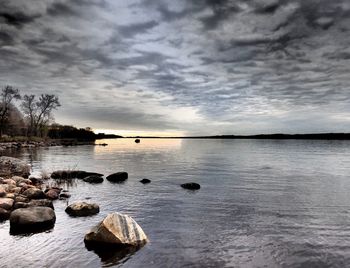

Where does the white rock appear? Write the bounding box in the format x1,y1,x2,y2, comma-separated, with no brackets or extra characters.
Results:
84,212,148,246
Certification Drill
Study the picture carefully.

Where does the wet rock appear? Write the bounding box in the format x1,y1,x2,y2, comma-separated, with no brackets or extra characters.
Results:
106,172,128,183
45,189,60,200
84,212,148,246
28,199,54,209
51,170,103,180
22,188,46,199
140,178,151,184
0,207,10,221
0,198,14,210
59,192,71,199
65,202,99,217
10,207,56,233
135,139,140,143
0,156,31,177
83,175,104,184
181,182,201,190
28,176,43,185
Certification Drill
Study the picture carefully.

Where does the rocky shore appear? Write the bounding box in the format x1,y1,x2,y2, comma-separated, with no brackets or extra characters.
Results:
0,141,59,152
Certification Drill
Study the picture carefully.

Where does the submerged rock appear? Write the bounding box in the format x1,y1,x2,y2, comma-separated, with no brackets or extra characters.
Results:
65,202,99,217
83,175,104,184
0,157,31,178
181,182,201,190
106,172,128,183
140,178,151,184
51,170,103,180
59,192,71,199
10,207,56,233
84,212,148,246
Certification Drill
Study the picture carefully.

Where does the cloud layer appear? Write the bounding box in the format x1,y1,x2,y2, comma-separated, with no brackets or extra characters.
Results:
1,0,350,135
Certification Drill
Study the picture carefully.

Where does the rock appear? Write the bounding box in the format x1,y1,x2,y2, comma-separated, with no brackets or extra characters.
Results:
28,199,54,209
0,185,6,197
181,182,201,190
10,207,56,233
83,175,104,184
22,188,46,199
0,207,10,221
65,202,99,217
0,198,14,210
84,212,148,246
135,139,140,143
12,187,22,194
0,156,31,177
45,189,59,200
106,172,128,183
13,202,29,209
2,179,16,185
5,193,15,199
15,195,29,203
59,193,71,199
28,176,43,185
140,178,151,184
51,170,103,180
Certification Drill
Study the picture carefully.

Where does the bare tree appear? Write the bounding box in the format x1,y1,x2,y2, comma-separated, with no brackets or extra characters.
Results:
21,94,61,137
0,85,21,136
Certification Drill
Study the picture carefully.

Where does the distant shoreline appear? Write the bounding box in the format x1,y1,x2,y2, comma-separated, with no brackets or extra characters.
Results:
125,133,350,140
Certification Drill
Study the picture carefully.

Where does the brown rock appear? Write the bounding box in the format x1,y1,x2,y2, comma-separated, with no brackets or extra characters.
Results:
45,189,59,200
0,198,14,210
22,188,45,199
65,202,99,217
0,207,10,221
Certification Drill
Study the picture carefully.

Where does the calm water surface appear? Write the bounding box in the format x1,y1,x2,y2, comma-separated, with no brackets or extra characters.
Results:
1,138,350,268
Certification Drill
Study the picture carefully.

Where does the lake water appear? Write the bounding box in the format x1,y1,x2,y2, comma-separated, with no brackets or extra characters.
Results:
1,138,350,268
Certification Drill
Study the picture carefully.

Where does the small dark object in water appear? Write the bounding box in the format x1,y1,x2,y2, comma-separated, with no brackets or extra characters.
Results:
181,182,200,190
135,139,140,143
106,172,128,183
83,175,104,184
140,178,151,184
98,143,108,146
59,193,71,199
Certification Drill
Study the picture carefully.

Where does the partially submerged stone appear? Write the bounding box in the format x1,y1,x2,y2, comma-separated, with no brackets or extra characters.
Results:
83,175,104,184
181,182,201,190
84,212,148,247
10,207,56,233
140,178,151,184
106,172,128,183
65,202,99,217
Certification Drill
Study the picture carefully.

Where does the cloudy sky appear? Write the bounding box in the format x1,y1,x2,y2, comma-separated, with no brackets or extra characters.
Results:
1,0,350,136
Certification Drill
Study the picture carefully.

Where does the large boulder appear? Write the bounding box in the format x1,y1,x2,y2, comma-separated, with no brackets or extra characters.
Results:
10,207,56,233
22,188,46,199
83,175,104,184
181,182,201,190
65,202,99,217
0,157,30,177
84,212,148,246
106,172,128,183
0,198,14,210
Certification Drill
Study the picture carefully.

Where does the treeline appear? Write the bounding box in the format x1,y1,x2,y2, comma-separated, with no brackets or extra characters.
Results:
0,85,121,141
0,85,60,137
48,125,122,141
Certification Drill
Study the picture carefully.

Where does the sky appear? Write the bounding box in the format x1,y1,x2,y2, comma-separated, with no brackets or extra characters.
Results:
1,0,350,136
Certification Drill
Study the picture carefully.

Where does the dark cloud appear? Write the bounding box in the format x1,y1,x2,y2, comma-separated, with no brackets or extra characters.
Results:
0,0,349,134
